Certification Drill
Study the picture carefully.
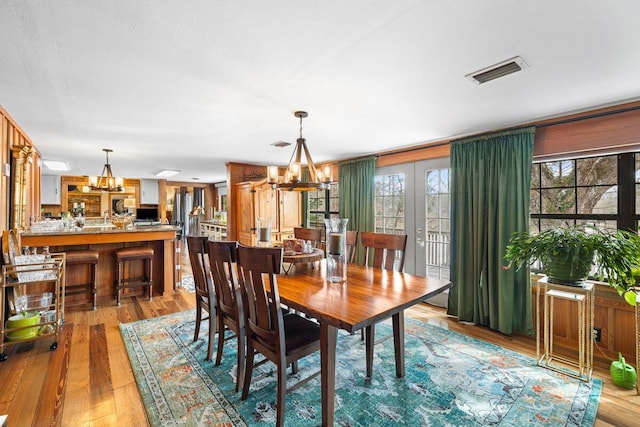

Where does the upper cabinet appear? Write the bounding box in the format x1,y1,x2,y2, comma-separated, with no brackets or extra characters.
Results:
140,179,159,204
41,175,61,205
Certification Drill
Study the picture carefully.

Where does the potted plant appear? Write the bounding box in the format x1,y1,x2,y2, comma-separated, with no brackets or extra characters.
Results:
504,225,640,305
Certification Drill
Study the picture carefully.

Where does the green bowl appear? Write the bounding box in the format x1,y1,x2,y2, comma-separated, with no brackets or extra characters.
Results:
6,311,40,341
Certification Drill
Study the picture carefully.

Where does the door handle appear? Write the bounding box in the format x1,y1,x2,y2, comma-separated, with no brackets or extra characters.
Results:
416,237,425,247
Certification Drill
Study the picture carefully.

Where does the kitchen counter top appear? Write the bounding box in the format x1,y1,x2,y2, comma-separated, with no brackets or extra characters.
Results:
22,224,180,237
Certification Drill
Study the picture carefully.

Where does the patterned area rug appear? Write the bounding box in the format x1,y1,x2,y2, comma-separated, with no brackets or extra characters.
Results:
120,310,601,426
179,274,195,292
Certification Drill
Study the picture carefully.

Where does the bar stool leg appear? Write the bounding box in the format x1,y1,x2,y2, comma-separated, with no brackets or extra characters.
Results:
116,260,122,306
92,261,98,310
147,257,153,301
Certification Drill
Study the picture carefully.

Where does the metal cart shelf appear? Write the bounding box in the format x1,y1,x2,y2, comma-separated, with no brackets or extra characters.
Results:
1,253,65,361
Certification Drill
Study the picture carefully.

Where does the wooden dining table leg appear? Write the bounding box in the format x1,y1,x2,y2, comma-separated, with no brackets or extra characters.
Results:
320,322,337,427
392,310,405,377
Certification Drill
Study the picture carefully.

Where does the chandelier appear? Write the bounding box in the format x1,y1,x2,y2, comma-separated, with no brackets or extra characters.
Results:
88,148,124,192
267,111,333,191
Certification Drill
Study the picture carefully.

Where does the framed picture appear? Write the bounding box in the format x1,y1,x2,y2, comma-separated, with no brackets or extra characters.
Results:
110,194,135,215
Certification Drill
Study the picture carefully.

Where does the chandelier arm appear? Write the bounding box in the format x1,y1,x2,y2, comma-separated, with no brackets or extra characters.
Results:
300,140,319,183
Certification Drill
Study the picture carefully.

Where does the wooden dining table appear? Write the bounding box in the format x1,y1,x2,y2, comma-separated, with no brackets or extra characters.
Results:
277,261,452,426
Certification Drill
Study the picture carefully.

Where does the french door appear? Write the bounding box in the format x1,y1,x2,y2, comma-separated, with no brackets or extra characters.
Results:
375,157,450,279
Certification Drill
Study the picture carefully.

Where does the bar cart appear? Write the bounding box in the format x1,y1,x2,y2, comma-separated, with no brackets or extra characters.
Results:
1,253,65,361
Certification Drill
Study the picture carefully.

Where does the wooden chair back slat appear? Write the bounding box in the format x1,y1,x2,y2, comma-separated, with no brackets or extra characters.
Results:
346,230,359,264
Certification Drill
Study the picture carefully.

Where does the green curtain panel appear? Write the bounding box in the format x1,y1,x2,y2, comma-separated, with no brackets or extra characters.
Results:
447,127,535,335
339,156,376,264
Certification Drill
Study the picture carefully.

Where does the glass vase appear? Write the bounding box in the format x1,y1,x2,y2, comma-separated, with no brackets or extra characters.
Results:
324,218,349,282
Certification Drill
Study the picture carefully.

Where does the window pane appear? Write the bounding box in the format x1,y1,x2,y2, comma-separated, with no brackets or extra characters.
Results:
577,185,617,214
530,163,540,189
540,160,575,188
541,188,575,214
577,156,617,186
439,194,450,218
530,189,540,214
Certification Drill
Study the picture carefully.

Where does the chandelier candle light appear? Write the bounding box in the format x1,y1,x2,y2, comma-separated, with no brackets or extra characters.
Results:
88,148,124,192
267,111,333,191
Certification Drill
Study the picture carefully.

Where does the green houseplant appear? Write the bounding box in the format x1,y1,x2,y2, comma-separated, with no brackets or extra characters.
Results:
504,225,640,305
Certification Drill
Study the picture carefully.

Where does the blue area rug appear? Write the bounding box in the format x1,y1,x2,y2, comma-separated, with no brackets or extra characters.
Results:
120,310,601,426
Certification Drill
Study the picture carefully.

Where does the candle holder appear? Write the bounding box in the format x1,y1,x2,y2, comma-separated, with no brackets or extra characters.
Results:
256,217,272,247
324,218,348,282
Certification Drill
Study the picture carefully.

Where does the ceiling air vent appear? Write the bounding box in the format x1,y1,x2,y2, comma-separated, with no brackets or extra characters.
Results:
465,56,528,84
271,140,291,148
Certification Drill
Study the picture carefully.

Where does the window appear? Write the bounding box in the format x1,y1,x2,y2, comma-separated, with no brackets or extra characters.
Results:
306,183,339,228
374,174,405,234
530,154,622,233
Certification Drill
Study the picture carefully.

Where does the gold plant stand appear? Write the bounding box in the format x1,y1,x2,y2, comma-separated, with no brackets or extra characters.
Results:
536,276,594,382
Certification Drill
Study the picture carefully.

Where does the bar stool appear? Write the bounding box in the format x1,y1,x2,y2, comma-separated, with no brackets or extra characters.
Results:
64,249,99,310
114,246,154,306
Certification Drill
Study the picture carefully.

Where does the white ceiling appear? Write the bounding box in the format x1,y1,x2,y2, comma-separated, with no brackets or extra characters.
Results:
1,0,639,183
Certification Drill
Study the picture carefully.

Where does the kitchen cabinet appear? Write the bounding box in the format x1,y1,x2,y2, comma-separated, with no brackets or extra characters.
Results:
235,180,301,246
41,175,61,205
140,179,159,204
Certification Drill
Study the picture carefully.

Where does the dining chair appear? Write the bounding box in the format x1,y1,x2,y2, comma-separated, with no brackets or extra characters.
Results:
345,230,359,264
207,240,247,392
236,245,321,427
293,227,323,246
359,231,408,379
187,236,216,362
292,227,324,270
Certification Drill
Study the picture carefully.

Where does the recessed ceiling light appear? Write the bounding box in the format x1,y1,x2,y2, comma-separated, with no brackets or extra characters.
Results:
42,159,70,171
155,169,181,178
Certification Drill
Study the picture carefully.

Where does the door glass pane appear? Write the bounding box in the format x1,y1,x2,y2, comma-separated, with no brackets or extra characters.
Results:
424,168,450,280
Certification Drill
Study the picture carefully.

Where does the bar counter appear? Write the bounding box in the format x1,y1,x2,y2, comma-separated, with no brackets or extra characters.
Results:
21,225,180,304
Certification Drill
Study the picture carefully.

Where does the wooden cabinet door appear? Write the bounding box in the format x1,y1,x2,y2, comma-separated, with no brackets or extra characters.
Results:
255,183,277,230
235,183,255,245
279,190,301,233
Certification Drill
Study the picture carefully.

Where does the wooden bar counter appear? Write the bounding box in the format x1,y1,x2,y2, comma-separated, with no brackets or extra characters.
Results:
20,225,180,304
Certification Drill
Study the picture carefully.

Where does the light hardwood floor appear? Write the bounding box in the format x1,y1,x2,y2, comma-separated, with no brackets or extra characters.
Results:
1,249,639,426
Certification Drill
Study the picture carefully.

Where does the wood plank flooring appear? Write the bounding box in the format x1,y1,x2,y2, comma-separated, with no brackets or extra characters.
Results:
1,249,639,426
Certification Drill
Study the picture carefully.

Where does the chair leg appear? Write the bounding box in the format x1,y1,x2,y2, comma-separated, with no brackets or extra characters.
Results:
193,307,202,342
206,313,215,362
241,344,255,400
365,324,375,380
276,359,287,427
236,326,246,393
215,314,225,366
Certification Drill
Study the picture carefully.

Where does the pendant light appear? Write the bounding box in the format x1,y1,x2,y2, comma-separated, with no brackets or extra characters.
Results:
267,111,332,191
